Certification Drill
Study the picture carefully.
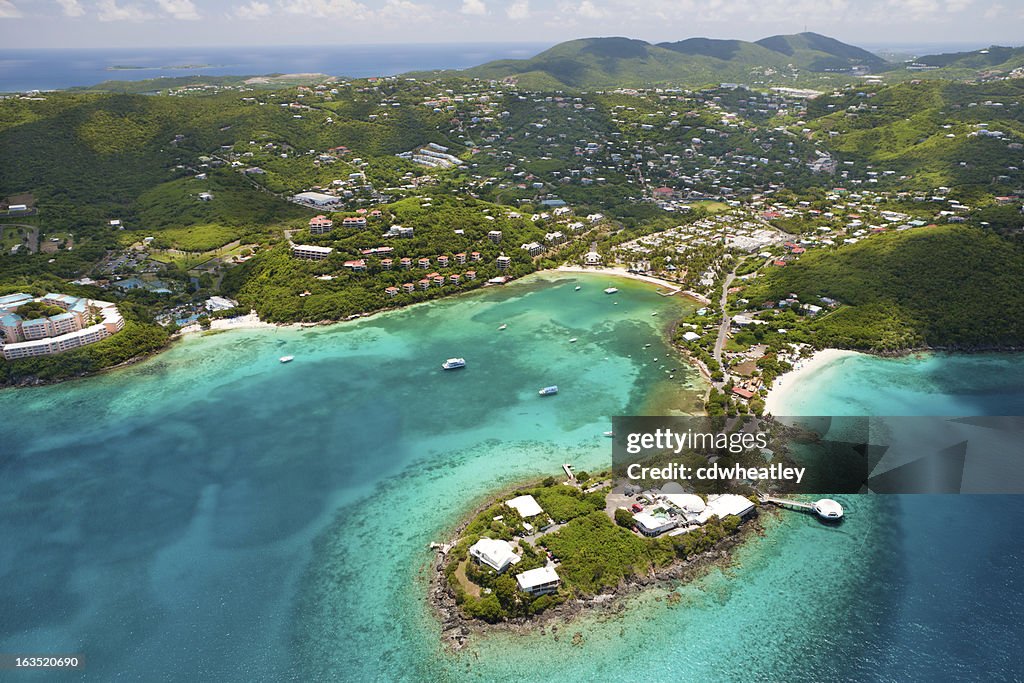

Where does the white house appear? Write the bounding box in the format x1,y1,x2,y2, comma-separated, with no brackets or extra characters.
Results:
633,512,677,537
515,566,561,596
469,538,521,573
506,494,544,519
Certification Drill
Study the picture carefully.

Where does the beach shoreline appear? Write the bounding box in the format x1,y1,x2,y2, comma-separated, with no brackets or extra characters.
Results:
764,348,862,415
553,265,693,297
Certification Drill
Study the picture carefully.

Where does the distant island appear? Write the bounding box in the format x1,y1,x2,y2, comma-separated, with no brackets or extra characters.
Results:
107,64,220,71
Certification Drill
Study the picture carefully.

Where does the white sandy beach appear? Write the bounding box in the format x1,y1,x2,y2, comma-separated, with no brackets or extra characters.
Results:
764,348,863,415
176,312,303,336
554,265,686,294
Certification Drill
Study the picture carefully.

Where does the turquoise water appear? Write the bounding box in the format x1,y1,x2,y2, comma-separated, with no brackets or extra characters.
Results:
776,351,1024,416
1,274,1022,681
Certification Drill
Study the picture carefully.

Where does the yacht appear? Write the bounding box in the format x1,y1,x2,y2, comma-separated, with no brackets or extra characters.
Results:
498,323,507,330
604,287,618,294
569,338,578,343
603,431,614,437
279,356,294,363
574,285,581,291
442,358,467,370
538,386,558,396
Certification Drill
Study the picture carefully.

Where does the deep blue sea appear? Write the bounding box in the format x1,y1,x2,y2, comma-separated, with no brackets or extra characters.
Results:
0,43,553,93
1,274,1022,680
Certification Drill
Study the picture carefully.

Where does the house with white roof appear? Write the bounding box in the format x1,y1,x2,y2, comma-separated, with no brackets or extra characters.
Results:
515,566,561,596
506,495,544,519
469,538,521,573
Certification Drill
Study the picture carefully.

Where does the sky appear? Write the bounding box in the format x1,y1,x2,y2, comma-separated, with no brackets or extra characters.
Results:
0,0,1022,49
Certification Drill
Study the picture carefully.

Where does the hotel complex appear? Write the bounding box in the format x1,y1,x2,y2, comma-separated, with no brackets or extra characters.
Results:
0,292,125,360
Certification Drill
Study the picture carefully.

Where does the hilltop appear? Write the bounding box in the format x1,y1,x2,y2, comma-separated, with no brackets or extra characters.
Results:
435,32,888,89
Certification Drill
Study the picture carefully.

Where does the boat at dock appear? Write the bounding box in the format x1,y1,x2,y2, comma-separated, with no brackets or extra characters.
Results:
538,386,558,396
442,358,467,370
604,287,618,294
279,356,294,363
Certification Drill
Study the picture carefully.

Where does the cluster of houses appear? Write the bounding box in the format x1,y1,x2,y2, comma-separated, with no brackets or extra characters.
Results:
467,494,562,597
626,490,755,538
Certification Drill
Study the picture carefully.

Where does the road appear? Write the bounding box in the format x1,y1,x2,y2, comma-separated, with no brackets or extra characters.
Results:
712,267,737,367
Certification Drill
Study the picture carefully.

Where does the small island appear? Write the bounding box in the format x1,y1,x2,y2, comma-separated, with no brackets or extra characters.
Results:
430,469,761,648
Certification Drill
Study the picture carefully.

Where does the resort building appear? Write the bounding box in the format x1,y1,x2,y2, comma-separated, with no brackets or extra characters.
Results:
633,512,678,537
488,230,502,243
292,244,333,260
0,293,125,361
469,538,521,573
309,215,334,234
515,566,561,596
341,216,367,228
496,256,512,270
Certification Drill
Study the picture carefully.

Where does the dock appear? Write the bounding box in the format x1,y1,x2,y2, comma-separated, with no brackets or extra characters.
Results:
760,494,844,521
760,495,813,510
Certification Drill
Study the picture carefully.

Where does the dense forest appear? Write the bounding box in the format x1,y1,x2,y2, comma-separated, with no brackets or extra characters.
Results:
743,225,1024,351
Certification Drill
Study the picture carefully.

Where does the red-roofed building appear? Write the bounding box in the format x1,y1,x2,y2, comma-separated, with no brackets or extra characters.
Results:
343,259,367,271
402,282,415,293
309,215,334,234
731,386,755,401
384,286,399,297
465,270,476,280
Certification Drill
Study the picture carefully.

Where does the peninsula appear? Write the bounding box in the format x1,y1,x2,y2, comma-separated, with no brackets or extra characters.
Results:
430,470,761,648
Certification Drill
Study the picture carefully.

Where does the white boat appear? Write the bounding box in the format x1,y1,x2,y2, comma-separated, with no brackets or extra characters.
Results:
279,356,294,363
603,431,614,437
574,285,581,291
569,338,578,343
604,287,618,294
442,358,467,370
538,386,558,396
498,323,507,330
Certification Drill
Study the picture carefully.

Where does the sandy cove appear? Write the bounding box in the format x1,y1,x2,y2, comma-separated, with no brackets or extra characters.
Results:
763,348,863,415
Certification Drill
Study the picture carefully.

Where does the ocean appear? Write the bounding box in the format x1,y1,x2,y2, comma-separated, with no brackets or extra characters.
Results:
0,43,553,93
0,273,1021,681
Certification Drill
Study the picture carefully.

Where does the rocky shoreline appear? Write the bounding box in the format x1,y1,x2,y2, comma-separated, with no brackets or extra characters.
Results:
429,502,770,651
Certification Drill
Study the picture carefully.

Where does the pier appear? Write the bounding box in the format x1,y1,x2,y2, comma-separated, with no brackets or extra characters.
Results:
760,494,844,521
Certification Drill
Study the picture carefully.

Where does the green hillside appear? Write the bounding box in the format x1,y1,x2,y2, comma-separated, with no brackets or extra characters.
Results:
454,33,887,89
882,45,1024,81
754,32,888,71
802,79,1024,190
743,225,1024,351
